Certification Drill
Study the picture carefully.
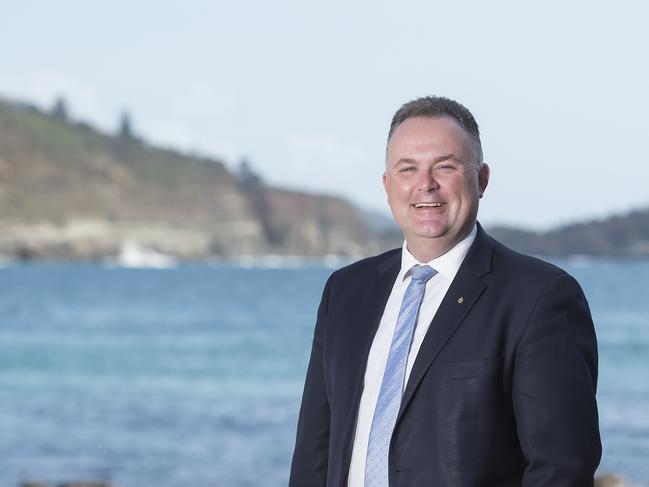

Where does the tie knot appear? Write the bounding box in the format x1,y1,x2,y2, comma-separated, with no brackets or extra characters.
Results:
409,264,436,283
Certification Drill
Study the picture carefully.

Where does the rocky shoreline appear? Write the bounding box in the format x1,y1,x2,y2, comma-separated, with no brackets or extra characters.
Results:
0,217,382,263
17,473,638,486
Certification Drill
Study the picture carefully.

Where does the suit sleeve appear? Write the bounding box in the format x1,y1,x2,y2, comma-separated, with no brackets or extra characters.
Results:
513,272,601,487
289,275,333,487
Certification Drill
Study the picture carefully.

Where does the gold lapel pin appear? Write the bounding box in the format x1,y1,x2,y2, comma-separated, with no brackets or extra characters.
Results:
457,296,464,304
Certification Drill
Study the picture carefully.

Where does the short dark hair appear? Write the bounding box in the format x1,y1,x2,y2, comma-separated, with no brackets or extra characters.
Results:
388,96,483,165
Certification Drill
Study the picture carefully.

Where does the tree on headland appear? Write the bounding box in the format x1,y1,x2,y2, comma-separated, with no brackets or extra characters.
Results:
236,158,262,187
118,110,135,139
51,96,69,121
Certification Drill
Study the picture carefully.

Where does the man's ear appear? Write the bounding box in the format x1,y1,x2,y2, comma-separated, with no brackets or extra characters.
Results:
478,163,490,198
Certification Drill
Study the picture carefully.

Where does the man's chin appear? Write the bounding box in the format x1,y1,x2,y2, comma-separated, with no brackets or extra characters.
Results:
411,223,448,238
408,229,449,242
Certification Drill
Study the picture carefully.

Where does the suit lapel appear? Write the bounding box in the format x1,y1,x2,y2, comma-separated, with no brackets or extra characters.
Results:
398,225,494,420
347,250,401,401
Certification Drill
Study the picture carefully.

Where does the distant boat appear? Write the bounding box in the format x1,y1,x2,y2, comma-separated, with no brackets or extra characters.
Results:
109,241,177,269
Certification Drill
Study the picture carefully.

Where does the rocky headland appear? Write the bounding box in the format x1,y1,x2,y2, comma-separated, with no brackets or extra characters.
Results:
0,98,378,261
1,95,648,261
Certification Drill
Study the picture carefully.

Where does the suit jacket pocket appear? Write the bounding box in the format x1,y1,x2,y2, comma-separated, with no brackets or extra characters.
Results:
446,356,504,380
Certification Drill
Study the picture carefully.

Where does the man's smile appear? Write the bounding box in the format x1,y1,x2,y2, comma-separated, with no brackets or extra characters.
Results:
411,202,446,208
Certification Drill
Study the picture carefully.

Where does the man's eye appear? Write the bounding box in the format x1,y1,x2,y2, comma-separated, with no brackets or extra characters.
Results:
436,164,456,171
399,167,415,173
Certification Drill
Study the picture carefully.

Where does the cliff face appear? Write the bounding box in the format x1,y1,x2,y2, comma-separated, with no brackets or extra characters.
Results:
0,99,375,260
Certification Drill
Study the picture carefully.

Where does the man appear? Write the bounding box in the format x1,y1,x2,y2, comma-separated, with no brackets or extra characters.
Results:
290,96,601,486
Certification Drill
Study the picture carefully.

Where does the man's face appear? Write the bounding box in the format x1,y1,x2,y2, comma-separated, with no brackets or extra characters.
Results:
384,116,489,255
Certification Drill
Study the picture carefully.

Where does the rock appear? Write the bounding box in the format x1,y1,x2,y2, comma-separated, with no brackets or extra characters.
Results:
58,484,115,487
20,483,116,487
595,473,632,487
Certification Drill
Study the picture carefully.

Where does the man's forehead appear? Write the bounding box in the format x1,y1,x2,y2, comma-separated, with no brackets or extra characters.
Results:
386,116,474,159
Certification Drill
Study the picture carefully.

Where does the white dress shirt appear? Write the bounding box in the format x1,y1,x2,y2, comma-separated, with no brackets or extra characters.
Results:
346,225,477,487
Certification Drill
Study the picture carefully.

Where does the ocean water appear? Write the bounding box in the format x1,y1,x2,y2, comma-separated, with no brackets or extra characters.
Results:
0,259,647,486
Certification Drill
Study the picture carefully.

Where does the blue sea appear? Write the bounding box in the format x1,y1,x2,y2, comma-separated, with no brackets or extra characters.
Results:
0,259,648,486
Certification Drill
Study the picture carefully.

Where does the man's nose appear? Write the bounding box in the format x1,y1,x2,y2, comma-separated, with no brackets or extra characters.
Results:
418,170,439,192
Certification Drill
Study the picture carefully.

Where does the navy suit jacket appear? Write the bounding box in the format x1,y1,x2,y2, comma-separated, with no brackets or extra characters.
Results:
290,224,601,486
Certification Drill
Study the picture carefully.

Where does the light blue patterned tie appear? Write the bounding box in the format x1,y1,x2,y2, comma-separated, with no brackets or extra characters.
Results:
364,264,437,487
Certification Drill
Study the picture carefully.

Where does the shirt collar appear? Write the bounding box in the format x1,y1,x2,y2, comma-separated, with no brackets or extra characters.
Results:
399,224,477,283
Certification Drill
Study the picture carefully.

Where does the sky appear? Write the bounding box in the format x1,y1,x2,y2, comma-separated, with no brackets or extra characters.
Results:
1,0,647,230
